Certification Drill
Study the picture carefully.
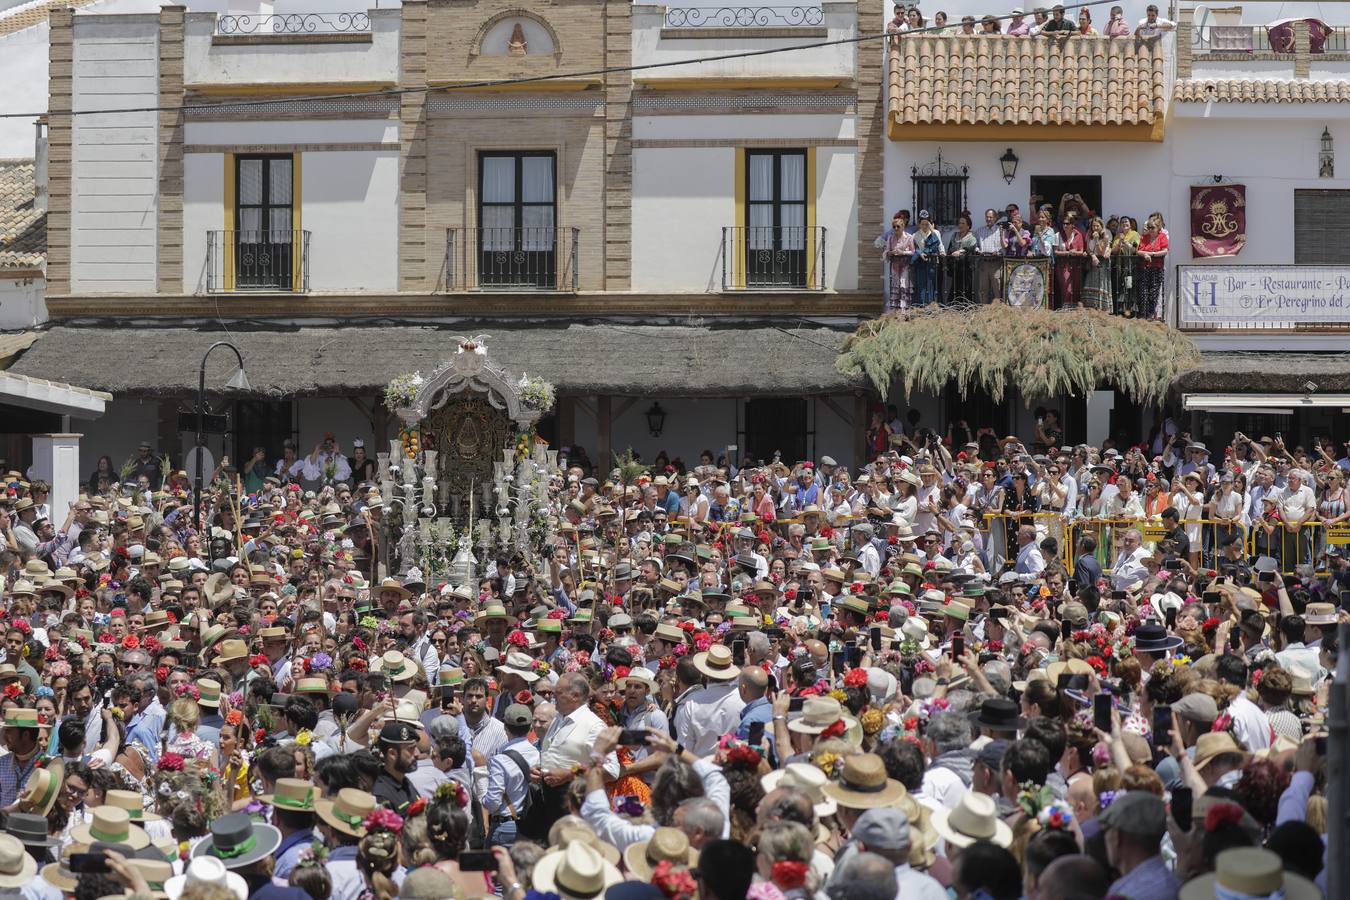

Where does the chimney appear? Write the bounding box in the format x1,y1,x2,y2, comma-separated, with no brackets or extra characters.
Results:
33,117,48,213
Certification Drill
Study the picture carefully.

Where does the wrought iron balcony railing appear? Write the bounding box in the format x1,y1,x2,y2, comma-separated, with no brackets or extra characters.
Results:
206,230,310,293
663,6,824,28
446,227,579,292
214,13,372,35
722,226,826,290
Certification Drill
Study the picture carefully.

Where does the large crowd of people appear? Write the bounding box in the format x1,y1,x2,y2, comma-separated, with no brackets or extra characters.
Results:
0,408,1337,900
887,3,1176,39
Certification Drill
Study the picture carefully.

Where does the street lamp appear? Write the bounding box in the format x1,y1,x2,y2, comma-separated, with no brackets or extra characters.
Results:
999,148,1019,184
645,402,667,437
195,340,250,533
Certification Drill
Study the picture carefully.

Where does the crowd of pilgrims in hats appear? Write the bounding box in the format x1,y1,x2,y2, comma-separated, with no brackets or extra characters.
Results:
0,413,1342,900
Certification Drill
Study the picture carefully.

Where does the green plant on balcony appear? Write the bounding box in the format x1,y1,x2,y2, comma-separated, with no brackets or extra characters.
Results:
837,306,1201,405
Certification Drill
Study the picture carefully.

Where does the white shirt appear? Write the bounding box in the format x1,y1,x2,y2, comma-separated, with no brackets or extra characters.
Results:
580,757,730,851
856,542,881,579
896,863,949,900
1281,485,1316,523
1228,693,1272,752
1015,542,1045,579
407,634,441,680
1136,15,1175,37
459,713,508,763
920,765,967,810
539,704,619,778
676,681,746,758
1111,546,1151,590
301,451,352,484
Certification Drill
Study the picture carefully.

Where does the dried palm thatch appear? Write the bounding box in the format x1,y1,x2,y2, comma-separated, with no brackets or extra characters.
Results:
836,305,1201,405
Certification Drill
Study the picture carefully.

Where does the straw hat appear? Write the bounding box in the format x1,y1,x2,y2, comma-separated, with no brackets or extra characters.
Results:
19,757,63,817
692,644,739,681
821,753,907,810
211,639,249,665
258,778,317,812
294,676,335,696
196,678,222,708
787,696,858,735
931,792,1013,848
371,650,418,683
1193,732,1251,771
71,806,151,850
761,762,837,818
495,652,542,684
0,835,36,889
473,603,516,628
316,788,375,838
164,857,248,900
40,842,89,891
531,843,623,900
105,788,163,823
547,822,621,867
622,827,699,880
1179,848,1319,900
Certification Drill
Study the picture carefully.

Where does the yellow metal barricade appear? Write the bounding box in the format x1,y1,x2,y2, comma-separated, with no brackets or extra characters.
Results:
1247,520,1333,576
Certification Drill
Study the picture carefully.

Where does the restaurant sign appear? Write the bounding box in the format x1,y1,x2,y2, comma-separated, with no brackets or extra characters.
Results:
1177,265,1350,327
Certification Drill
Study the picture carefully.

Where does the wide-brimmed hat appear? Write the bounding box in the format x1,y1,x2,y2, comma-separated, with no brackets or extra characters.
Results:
789,696,859,736
496,651,542,684
434,667,465,694
531,842,623,900
1193,732,1251,771
1179,847,1319,900
931,792,1013,848
473,603,517,628
623,827,699,881
316,788,375,838
191,813,281,868
653,623,686,644
372,650,418,683
1289,664,1317,696
20,757,63,817
258,777,317,812
106,788,163,823
4,812,57,849
1132,622,1184,654
0,834,36,889
376,577,412,600
165,857,249,900
692,644,739,681
41,843,89,892
762,762,837,818
211,639,249,665
71,806,150,850
822,753,907,810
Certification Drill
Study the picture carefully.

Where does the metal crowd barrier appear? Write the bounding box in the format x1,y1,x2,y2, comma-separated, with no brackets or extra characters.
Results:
1247,521,1334,576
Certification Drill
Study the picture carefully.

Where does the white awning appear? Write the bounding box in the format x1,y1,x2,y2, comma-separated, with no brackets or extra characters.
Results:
0,370,110,419
1182,392,1350,413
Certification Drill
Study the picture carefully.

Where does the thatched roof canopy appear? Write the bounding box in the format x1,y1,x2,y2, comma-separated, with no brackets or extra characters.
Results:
10,321,862,398
837,306,1201,405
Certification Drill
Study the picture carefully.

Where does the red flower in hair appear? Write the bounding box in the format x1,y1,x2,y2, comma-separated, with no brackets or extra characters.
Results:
226,710,243,727
1086,655,1107,676
1203,802,1245,833
254,727,267,744
771,861,809,890
514,690,533,705
843,668,868,689
157,752,185,772
10,620,29,636
820,719,847,739
164,611,177,624
349,657,368,672
2,684,21,701
405,797,427,817
142,637,162,655
120,635,139,650
612,665,631,681
154,665,170,684
506,630,529,648
248,654,268,668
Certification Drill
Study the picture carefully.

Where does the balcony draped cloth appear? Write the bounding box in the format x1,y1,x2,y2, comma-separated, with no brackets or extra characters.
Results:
1190,185,1246,258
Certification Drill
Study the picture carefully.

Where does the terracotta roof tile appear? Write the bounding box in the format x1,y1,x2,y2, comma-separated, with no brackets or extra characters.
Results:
889,35,1167,128
0,0,102,38
1175,79,1350,103
0,160,45,270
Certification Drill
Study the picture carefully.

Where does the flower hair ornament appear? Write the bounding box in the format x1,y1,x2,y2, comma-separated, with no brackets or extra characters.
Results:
651,859,698,900
433,780,469,809
770,861,809,890
362,807,404,836
1037,801,1074,831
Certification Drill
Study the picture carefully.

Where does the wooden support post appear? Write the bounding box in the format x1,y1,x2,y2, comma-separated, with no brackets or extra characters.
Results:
597,395,613,470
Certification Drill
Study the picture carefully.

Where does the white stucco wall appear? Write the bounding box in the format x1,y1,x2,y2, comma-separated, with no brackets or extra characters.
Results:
0,276,46,329
78,398,161,474
182,152,225,293
633,114,857,293
181,120,399,293
183,8,399,87
632,147,736,292
303,149,399,292
70,15,159,293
